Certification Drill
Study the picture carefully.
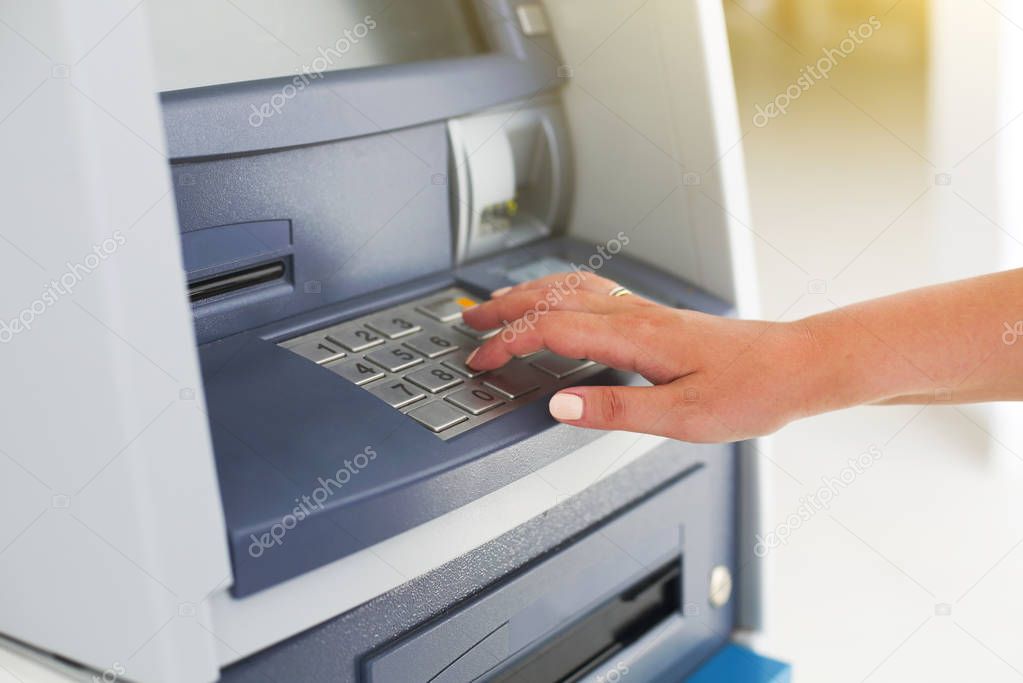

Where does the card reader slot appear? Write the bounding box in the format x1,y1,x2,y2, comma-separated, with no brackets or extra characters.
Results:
490,560,682,683
188,260,285,303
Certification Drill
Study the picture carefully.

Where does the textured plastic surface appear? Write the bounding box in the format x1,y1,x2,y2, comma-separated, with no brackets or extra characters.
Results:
221,438,736,682
685,644,791,683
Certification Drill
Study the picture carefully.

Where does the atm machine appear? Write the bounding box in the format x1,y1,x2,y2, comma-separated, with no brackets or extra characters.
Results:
0,1,788,681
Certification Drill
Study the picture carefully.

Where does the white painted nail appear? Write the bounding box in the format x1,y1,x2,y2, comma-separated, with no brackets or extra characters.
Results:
491,286,511,297
549,393,584,421
465,348,479,367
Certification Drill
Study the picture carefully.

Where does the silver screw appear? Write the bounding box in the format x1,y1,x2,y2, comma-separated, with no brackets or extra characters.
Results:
708,565,732,608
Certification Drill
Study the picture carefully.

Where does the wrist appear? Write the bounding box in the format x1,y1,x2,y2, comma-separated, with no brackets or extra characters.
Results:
775,318,834,422
792,310,927,416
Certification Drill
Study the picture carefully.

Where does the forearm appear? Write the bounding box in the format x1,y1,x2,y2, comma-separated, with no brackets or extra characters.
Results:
796,269,1023,415
463,269,1022,442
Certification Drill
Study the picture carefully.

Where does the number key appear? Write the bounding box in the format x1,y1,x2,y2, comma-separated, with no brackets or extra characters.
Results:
453,323,500,341
404,332,460,359
326,359,384,386
406,401,468,433
405,364,463,393
415,294,478,322
445,385,505,415
281,337,346,364
483,369,541,400
369,380,426,409
326,326,384,352
530,352,595,379
365,346,424,372
441,349,485,379
366,315,421,339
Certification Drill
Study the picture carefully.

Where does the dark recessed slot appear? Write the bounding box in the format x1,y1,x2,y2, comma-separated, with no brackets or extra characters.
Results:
491,559,682,683
188,261,285,303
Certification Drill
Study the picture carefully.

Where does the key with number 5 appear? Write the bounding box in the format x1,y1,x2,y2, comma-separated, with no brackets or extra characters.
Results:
365,346,424,372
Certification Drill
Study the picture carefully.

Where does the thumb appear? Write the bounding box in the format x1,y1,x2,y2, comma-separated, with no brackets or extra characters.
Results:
547,384,683,436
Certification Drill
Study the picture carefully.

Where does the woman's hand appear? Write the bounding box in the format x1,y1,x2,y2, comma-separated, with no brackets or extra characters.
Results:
461,272,818,442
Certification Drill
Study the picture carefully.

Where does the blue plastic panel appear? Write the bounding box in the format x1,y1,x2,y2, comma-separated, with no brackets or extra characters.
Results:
686,644,791,683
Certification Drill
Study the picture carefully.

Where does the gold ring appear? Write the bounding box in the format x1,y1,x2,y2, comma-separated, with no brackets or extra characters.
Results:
609,285,632,297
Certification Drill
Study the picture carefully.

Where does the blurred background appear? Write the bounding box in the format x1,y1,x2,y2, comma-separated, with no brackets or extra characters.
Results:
724,0,1023,680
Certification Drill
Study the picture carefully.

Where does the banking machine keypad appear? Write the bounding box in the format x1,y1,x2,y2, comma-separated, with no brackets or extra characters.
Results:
279,287,600,439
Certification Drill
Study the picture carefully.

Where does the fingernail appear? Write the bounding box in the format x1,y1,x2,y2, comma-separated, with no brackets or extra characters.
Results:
465,348,479,367
549,392,584,421
491,286,511,298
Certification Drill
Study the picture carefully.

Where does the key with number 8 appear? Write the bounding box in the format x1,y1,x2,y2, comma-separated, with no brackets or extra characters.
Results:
405,364,464,393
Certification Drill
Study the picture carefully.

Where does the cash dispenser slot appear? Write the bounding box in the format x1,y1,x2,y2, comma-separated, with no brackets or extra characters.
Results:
491,560,682,682
362,463,718,683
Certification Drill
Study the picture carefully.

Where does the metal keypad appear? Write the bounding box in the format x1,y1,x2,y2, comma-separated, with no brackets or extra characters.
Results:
278,287,606,439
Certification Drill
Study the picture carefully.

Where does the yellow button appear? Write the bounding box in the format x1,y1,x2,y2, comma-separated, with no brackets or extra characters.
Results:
456,296,478,308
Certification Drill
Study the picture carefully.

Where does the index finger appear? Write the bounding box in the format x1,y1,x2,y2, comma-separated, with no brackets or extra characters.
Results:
467,310,665,379
491,271,622,298
462,288,634,331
